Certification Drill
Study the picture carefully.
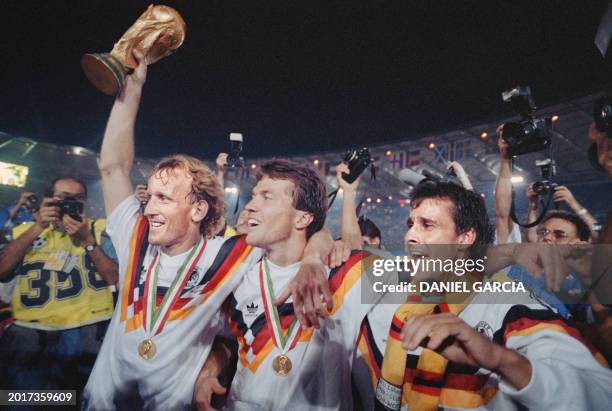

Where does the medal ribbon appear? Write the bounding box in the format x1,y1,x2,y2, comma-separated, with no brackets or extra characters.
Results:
143,236,207,336
259,258,301,354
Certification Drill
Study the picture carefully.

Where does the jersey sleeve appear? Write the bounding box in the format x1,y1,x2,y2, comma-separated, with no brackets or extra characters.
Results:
330,250,393,334
496,304,612,409
105,195,141,265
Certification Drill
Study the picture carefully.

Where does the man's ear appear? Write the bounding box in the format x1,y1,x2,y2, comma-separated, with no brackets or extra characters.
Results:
457,228,477,247
295,211,314,231
191,200,210,224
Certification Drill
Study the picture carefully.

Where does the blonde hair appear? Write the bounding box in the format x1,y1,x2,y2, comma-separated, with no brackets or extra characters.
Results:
150,154,226,238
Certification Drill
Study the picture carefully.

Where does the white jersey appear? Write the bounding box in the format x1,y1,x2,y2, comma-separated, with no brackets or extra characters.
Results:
83,196,260,411
376,291,612,411
224,250,381,411
353,303,400,410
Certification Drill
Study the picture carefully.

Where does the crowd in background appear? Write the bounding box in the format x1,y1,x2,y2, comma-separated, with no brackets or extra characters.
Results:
0,81,611,410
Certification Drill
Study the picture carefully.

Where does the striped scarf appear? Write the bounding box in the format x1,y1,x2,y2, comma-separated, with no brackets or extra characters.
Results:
377,303,465,411
377,301,609,410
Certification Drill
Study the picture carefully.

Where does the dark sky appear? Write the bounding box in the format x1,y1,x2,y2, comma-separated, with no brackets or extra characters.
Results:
2,0,612,159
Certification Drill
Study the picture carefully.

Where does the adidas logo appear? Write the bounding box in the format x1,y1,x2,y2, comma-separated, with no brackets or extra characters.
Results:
246,302,259,314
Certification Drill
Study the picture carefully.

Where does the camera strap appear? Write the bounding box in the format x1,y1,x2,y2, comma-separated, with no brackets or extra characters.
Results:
355,164,377,216
509,157,554,228
327,189,340,208
328,163,376,211
510,188,553,228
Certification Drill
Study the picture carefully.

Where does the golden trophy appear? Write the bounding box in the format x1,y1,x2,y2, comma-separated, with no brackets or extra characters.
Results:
81,4,186,95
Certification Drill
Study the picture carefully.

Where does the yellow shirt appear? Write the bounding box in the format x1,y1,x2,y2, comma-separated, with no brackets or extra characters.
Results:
11,220,114,330
224,225,238,237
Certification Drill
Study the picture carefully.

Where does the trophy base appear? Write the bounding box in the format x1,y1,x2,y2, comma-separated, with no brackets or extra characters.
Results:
81,53,127,95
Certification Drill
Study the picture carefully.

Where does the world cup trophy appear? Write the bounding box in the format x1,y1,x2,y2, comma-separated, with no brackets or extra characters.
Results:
81,4,186,95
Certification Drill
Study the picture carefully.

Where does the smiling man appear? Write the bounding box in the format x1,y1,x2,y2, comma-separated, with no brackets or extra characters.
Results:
374,181,612,411
196,160,390,410
83,52,335,411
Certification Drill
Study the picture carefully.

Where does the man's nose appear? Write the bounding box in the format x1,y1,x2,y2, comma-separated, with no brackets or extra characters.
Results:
245,197,259,212
144,197,158,216
404,228,421,245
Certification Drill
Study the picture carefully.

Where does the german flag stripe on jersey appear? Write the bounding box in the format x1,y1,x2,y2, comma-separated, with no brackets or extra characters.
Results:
200,235,251,291
494,304,608,367
168,236,253,322
328,250,365,293
154,240,208,334
120,215,148,325
327,250,377,316
147,239,253,324
228,298,315,373
357,316,383,383
230,249,370,374
230,303,301,356
120,229,252,333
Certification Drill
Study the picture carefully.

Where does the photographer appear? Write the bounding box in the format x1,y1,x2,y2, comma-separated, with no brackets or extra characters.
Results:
0,176,118,395
0,191,38,230
524,183,599,242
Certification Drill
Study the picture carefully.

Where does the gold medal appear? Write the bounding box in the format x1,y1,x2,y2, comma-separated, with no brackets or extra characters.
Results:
138,339,156,360
137,237,206,362
272,354,292,376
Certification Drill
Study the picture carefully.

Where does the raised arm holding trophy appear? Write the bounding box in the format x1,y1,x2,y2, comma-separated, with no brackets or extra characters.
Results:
81,4,186,95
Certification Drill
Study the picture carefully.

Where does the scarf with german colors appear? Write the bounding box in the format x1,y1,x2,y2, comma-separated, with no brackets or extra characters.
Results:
376,301,608,411
377,303,464,411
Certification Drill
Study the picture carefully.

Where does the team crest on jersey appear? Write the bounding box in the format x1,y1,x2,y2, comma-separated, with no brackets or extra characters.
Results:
31,236,47,250
475,321,494,340
185,267,202,290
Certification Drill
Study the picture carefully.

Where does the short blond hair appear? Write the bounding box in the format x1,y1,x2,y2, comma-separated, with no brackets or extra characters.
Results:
150,154,226,238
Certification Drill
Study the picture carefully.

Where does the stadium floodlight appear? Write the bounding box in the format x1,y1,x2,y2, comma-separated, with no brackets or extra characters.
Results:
0,160,29,188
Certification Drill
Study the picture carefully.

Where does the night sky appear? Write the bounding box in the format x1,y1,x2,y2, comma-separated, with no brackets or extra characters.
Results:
2,0,612,160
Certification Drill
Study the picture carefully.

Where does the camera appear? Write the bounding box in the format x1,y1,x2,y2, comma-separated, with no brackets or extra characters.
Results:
49,198,84,222
531,158,558,196
532,180,558,196
226,133,245,168
501,86,552,156
26,194,39,211
342,147,373,184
